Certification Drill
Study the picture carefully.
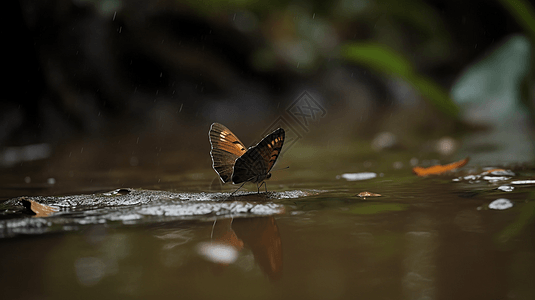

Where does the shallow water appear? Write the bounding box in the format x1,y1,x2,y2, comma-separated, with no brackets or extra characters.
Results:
1,161,534,299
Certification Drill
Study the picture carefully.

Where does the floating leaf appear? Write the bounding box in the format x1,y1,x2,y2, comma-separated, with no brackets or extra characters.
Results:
483,169,511,175
413,157,469,176
20,198,58,217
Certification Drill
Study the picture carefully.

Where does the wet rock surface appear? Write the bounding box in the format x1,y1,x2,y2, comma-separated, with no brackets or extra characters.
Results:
0,188,318,238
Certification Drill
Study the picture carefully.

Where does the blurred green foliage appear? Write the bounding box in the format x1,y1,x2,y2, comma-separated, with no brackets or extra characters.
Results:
451,35,531,123
341,42,460,118
12,0,535,143
498,0,535,39
339,0,535,121
497,0,535,122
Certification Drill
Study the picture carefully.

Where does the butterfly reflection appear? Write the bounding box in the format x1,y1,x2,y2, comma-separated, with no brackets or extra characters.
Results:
209,123,285,193
202,217,283,281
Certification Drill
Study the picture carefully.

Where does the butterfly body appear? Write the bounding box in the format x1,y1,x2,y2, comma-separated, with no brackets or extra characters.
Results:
209,123,284,191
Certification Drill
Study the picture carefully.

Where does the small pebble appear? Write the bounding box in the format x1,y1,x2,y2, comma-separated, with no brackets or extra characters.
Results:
497,186,514,192
488,198,513,210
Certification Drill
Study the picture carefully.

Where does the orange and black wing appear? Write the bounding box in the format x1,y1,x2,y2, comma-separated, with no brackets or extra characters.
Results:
232,128,285,184
209,123,247,183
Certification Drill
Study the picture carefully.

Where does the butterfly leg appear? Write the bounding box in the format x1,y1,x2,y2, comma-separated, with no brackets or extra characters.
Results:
257,181,267,193
230,182,247,196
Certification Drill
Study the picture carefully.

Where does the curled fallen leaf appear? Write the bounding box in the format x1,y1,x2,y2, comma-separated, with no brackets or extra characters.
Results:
356,191,382,199
412,157,469,176
481,168,507,175
20,198,58,217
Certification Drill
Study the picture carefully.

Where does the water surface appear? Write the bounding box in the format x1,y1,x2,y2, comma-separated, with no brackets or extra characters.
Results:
1,161,534,300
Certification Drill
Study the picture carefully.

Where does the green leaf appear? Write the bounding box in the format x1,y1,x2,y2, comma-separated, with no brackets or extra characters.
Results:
340,43,414,78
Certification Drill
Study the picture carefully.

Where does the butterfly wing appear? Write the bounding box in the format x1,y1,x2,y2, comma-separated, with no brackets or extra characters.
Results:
209,123,247,183
232,128,285,184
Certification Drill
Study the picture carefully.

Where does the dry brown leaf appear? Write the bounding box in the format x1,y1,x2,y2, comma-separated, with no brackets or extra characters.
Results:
412,157,469,176
481,168,506,175
20,198,58,217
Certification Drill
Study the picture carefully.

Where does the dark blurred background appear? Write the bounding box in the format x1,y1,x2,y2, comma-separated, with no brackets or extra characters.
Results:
2,0,535,197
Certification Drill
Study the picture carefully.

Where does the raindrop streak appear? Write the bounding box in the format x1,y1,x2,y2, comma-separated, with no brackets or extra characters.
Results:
113,11,116,21
179,103,183,113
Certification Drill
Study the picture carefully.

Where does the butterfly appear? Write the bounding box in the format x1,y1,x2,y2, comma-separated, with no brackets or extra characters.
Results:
209,123,285,193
